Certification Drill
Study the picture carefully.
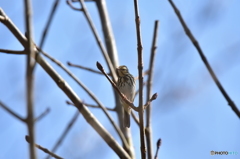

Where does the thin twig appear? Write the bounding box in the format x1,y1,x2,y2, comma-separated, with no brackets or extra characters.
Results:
39,0,59,49
24,0,36,158
168,0,240,118
67,62,111,75
0,101,26,122
72,0,95,2
0,49,25,54
32,0,59,70
35,108,50,122
25,136,64,159
154,139,161,159
133,0,146,158
66,100,115,111
146,20,159,159
144,93,158,110
45,111,79,159
134,70,149,81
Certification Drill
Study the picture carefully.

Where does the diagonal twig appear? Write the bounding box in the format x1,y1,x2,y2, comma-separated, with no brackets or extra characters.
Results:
0,101,26,122
25,136,63,159
66,100,115,111
67,62,111,75
35,108,50,122
39,0,59,49
45,111,79,159
168,0,240,118
32,0,59,69
146,20,159,159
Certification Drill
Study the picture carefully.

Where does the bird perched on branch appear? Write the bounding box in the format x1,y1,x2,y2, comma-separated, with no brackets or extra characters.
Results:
116,65,135,128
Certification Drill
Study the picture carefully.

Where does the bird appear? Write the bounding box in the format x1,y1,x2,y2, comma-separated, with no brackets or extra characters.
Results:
116,65,135,128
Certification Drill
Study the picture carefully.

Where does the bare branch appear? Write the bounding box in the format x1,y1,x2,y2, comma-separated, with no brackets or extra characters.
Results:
66,100,115,111
133,0,146,157
0,49,25,54
0,9,27,46
39,0,60,49
35,108,50,122
67,62,111,75
0,101,25,122
154,138,162,159
25,136,64,159
24,0,36,158
146,20,159,159
168,0,240,118
45,111,79,159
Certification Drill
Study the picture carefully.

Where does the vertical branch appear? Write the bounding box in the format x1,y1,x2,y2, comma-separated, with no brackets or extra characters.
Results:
145,20,159,159
95,1,134,157
133,0,145,158
24,0,36,158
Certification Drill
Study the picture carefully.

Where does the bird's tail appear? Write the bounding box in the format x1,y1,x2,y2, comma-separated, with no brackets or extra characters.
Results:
124,110,130,128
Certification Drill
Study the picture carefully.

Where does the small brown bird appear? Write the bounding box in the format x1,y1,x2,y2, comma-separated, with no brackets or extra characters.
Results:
116,65,135,128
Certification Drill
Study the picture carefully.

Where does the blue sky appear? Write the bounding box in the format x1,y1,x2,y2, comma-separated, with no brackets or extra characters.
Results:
0,0,240,158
